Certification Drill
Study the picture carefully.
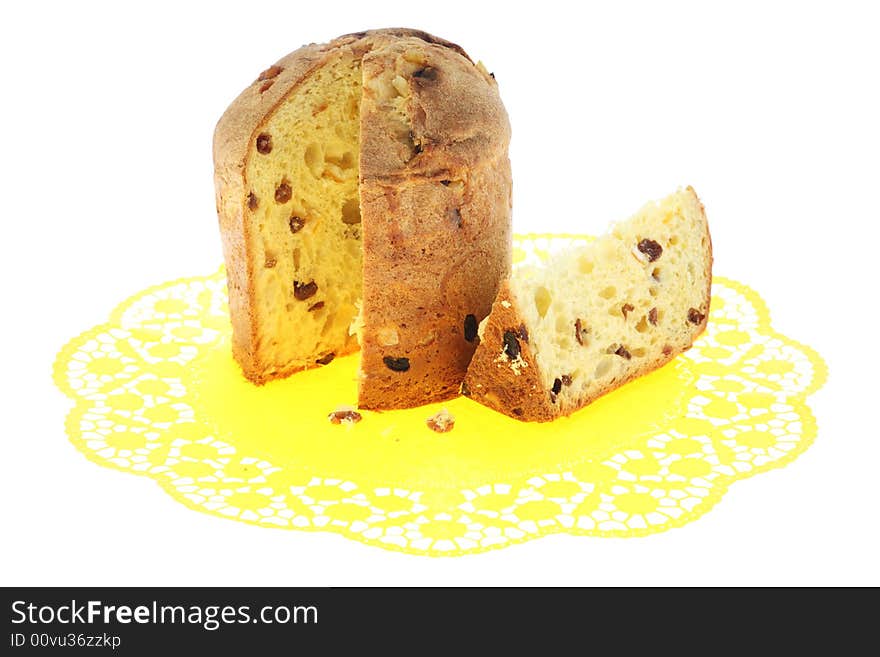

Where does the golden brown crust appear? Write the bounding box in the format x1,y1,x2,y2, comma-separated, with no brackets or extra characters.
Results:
358,39,508,180
356,37,511,409
688,184,714,331
335,28,472,62
464,187,712,422
213,29,511,398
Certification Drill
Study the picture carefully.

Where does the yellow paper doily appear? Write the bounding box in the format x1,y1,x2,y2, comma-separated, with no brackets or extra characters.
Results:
53,235,827,556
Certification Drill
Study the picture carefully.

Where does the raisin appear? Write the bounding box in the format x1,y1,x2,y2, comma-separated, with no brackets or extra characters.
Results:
516,324,529,343
289,215,306,233
614,345,632,360
259,80,274,93
561,374,572,386
648,307,658,325
448,207,463,228
552,378,563,395
256,133,273,154
463,314,478,342
662,345,673,356
489,72,496,79
575,318,589,346
637,239,663,262
622,303,635,319
413,67,438,81
502,331,521,359
688,308,706,324
264,256,277,269
460,381,471,396
440,180,451,187
512,407,523,416
308,301,324,312
257,65,283,81
293,280,318,300
315,353,335,365
247,192,259,210
275,181,292,204
328,409,361,425
383,356,410,372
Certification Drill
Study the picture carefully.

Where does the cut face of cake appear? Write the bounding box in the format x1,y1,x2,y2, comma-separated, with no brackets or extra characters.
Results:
241,52,364,378
462,187,712,422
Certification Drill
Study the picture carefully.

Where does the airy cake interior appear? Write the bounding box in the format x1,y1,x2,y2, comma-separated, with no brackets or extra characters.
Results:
503,189,710,403
245,53,364,378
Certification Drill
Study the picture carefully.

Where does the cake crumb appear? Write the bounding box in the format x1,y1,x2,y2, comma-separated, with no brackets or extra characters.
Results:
477,316,489,340
328,406,362,425
493,349,529,375
509,355,528,376
426,408,455,433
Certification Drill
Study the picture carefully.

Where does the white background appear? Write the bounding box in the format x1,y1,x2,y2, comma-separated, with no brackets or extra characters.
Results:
2,0,878,586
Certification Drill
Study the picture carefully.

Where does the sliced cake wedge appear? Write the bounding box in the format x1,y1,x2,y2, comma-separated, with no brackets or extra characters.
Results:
462,186,712,422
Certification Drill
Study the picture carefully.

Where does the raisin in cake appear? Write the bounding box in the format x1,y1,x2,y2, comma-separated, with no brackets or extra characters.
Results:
462,187,712,422
213,29,512,409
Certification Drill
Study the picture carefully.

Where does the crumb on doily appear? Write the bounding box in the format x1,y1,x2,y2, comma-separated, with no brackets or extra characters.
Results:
426,408,455,433
328,406,362,425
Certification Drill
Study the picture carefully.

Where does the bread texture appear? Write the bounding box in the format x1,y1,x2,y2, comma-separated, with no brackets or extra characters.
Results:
462,187,712,422
213,29,512,409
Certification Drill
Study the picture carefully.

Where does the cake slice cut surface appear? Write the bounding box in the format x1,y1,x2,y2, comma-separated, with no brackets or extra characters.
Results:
242,52,364,378
462,187,712,422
